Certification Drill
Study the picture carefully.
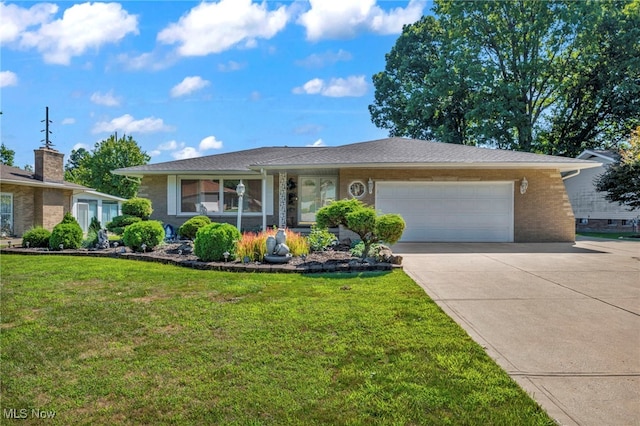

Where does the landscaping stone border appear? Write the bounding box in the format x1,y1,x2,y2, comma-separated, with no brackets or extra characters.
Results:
1,247,402,274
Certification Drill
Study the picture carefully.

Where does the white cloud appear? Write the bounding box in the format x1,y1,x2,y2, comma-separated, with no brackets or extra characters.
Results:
172,147,200,160
61,117,76,125
0,71,18,88
293,75,368,97
0,2,57,44
71,142,89,151
218,60,246,72
157,0,289,56
170,76,211,98
116,50,178,71
295,49,352,68
307,139,326,147
93,114,173,134
199,136,223,151
17,2,138,65
90,90,120,107
297,0,425,41
158,140,183,151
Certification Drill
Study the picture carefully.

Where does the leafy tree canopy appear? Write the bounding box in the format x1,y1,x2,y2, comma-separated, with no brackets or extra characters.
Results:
595,126,640,211
1,143,15,166
369,0,640,156
65,134,150,198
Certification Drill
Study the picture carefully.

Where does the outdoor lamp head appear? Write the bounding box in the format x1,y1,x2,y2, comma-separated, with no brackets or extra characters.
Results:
236,181,245,197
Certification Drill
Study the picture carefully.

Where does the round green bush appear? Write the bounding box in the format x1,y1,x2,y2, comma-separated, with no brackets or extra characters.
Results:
106,215,141,235
316,199,364,229
22,227,51,248
376,214,406,245
50,223,83,250
122,197,153,220
194,223,241,262
346,208,377,238
122,220,165,252
178,215,211,240
61,211,80,225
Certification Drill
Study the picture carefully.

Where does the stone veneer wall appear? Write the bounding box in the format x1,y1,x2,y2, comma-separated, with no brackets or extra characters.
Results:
138,174,281,232
339,168,575,243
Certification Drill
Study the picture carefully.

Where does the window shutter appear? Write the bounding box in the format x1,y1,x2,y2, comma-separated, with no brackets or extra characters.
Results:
167,176,177,215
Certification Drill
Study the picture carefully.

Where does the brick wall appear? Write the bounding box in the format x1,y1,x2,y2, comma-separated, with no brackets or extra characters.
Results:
34,148,64,183
3,184,35,236
339,168,575,242
3,183,71,236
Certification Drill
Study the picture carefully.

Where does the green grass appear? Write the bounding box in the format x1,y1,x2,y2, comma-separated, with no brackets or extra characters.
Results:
1,255,554,425
578,231,640,240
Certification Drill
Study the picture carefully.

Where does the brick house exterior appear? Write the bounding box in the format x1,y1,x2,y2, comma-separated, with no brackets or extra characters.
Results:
1,147,125,237
114,138,599,243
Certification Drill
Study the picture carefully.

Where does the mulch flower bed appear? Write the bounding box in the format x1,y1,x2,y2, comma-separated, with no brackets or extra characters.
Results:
1,242,402,274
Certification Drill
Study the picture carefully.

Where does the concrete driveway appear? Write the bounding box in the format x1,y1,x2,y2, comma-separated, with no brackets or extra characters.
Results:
394,237,640,426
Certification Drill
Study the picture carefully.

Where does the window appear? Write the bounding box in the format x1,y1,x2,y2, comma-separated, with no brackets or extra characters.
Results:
621,220,628,226
179,178,263,215
607,219,616,226
102,202,119,226
1,193,13,236
299,176,337,223
578,218,589,224
77,199,98,233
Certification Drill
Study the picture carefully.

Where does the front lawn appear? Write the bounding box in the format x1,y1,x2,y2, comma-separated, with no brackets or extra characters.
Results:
578,231,640,240
1,255,553,425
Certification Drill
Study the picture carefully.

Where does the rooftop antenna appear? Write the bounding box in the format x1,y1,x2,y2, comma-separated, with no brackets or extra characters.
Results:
41,106,54,149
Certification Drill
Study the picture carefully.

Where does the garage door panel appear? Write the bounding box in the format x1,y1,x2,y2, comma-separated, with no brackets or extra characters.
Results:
376,182,514,242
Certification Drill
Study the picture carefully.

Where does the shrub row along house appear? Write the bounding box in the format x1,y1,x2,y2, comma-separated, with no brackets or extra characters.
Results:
0,146,125,237
113,137,600,243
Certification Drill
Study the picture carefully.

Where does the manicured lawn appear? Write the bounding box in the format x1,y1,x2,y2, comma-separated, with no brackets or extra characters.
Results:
1,255,553,425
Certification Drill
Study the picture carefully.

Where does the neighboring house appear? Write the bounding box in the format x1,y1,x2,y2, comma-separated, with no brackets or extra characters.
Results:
0,146,125,237
564,150,639,232
113,137,600,243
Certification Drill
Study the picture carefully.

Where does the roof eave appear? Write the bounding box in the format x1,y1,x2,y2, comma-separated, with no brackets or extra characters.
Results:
0,178,89,190
252,161,603,173
111,169,262,177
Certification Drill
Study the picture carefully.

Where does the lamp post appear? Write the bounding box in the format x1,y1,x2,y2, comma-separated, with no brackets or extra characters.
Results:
236,180,245,231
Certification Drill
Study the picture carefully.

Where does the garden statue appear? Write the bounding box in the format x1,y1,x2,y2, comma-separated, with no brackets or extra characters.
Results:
97,229,109,249
264,228,291,263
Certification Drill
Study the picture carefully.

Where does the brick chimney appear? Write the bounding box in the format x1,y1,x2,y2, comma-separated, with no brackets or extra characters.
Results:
34,147,64,183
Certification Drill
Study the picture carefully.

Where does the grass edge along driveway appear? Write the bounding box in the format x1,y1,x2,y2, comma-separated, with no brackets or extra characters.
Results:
1,255,554,425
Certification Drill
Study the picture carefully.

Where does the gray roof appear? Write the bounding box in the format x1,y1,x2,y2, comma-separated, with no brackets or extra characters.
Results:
114,138,601,176
0,163,88,190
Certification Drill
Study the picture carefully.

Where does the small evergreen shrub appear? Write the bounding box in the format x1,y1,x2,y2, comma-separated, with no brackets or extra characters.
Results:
316,199,364,228
178,215,211,240
194,223,241,262
351,242,383,259
122,197,153,220
106,215,141,235
61,211,80,225
376,214,406,245
307,225,336,252
83,217,103,248
50,223,83,250
122,220,165,252
22,227,51,248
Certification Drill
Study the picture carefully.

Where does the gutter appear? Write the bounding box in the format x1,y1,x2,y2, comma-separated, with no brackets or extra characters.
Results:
561,169,581,180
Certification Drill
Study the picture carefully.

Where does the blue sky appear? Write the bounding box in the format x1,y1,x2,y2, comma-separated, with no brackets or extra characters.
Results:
1,0,430,169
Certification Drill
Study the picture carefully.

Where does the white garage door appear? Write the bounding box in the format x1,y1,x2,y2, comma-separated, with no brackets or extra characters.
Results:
376,182,514,242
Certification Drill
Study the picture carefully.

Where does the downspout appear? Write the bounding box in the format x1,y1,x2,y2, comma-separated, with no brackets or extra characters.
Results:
561,170,581,180
261,168,267,231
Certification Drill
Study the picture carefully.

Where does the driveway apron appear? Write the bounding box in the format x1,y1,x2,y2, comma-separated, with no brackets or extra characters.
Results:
395,238,640,426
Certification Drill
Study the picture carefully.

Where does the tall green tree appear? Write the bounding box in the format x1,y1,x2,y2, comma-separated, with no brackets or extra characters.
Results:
369,0,640,156
0,143,15,166
595,126,640,210
65,134,150,198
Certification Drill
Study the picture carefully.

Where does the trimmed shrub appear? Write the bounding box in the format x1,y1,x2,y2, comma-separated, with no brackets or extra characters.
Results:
50,223,83,250
178,215,211,240
122,197,153,220
83,217,103,248
376,214,406,245
122,220,165,252
22,227,51,248
61,211,80,225
106,215,141,235
316,199,364,229
307,225,337,252
194,223,241,262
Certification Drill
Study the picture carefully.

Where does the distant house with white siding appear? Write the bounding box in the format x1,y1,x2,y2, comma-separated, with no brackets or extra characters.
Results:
564,150,639,232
